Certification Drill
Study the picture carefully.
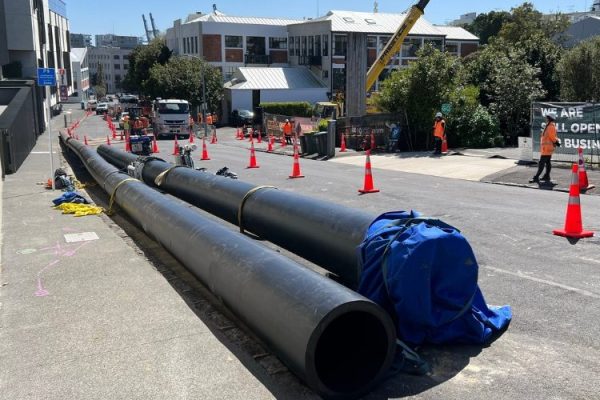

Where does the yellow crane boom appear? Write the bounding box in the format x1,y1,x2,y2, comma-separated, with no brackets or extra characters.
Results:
365,0,430,92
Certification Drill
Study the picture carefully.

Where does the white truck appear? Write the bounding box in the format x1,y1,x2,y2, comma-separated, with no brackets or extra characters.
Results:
152,99,190,139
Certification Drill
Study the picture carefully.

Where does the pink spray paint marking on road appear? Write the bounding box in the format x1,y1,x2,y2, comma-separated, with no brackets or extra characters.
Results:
34,241,90,296
35,260,60,297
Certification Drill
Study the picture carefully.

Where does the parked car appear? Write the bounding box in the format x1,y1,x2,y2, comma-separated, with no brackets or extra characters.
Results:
87,99,98,110
96,102,109,115
231,109,255,126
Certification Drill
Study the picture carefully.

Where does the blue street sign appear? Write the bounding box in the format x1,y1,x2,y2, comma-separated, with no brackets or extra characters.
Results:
37,68,56,86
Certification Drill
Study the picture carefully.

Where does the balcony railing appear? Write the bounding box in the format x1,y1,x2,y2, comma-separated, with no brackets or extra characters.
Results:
298,56,322,66
244,54,271,65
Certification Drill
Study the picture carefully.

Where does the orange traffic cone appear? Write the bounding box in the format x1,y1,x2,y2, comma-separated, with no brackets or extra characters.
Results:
200,136,211,160
441,135,448,154
289,145,304,179
106,135,111,146
280,134,286,147
237,128,243,140
370,132,376,151
171,136,179,155
125,136,131,152
210,129,217,144
152,135,160,153
189,130,195,144
553,164,594,238
247,141,259,169
340,133,347,152
359,150,380,194
112,127,117,139
267,135,274,152
578,147,594,191
84,136,89,146
257,130,262,143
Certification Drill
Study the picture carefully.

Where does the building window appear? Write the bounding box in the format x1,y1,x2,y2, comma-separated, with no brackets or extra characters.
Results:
194,36,199,53
308,36,314,56
323,35,328,56
289,36,295,56
315,35,321,56
295,37,300,56
269,37,287,49
225,35,243,48
401,38,422,58
301,36,307,56
367,36,377,49
333,35,347,57
332,68,345,91
378,36,391,51
445,42,460,56
114,64,120,70
123,55,129,60
124,64,129,70
224,66,236,81
246,36,266,55
114,55,120,60
424,38,443,51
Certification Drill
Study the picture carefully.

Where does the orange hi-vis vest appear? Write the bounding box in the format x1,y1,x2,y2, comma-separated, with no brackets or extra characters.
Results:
206,114,213,125
541,121,558,156
433,120,445,139
283,122,293,135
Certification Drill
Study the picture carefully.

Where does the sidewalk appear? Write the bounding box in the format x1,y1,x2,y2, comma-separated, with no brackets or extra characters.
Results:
0,106,309,399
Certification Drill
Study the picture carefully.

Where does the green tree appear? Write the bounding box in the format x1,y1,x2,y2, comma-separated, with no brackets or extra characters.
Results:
463,11,511,45
93,62,107,97
484,48,545,139
122,37,172,93
495,3,568,100
145,56,223,112
557,37,600,101
377,44,461,149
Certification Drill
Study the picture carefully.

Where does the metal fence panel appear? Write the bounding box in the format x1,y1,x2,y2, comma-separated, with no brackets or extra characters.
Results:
531,102,600,164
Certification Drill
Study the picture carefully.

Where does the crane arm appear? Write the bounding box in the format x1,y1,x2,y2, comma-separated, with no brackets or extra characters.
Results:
365,0,430,91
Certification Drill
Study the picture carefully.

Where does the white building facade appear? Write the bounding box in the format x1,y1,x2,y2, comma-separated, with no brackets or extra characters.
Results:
88,47,132,94
70,47,90,102
165,11,300,82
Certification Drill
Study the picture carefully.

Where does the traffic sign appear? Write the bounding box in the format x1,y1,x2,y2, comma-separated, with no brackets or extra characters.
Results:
37,68,56,86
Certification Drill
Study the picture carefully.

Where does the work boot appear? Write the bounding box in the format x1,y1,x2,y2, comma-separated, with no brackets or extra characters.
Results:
529,177,539,183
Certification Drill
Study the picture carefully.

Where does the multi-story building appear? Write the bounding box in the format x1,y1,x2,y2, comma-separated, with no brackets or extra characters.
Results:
70,33,92,48
87,46,132,93
95,34,140,49
287,10,479,95
165,11,300,82
450,12,477,27
70,47,90,102
0,0,73,113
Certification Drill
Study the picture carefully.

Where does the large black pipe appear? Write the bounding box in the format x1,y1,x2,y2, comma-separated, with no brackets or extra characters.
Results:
63,134,395,399
97,145,374,289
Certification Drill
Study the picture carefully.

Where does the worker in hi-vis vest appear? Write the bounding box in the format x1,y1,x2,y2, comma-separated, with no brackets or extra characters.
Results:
432,112,445,155
530,112,560,183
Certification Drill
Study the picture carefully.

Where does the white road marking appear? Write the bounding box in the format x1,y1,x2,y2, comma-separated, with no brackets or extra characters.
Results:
484,265,600,299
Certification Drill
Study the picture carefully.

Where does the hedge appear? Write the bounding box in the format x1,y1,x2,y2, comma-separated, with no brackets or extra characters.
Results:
260,102,312,118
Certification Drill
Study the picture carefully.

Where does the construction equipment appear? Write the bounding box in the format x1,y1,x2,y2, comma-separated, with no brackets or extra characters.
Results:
365,0,430,91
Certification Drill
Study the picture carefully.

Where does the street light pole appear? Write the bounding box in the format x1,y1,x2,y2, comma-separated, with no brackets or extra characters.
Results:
183,54,208,138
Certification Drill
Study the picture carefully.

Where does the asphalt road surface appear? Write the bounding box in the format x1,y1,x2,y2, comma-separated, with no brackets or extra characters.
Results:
56,112,600,399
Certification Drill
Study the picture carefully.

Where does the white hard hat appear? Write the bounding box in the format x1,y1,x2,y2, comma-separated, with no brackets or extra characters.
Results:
435,112,443,118
285,119,289,122
545,112,557,121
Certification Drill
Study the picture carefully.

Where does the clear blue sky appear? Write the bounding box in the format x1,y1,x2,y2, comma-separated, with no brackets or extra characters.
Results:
68,0,590,38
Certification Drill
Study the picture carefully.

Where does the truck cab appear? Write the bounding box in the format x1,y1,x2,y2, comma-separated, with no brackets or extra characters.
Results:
152,99,190,139
313,102,340,120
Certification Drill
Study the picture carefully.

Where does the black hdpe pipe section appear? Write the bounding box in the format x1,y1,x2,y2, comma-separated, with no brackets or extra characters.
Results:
63,134,395,399
97,145,374,289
